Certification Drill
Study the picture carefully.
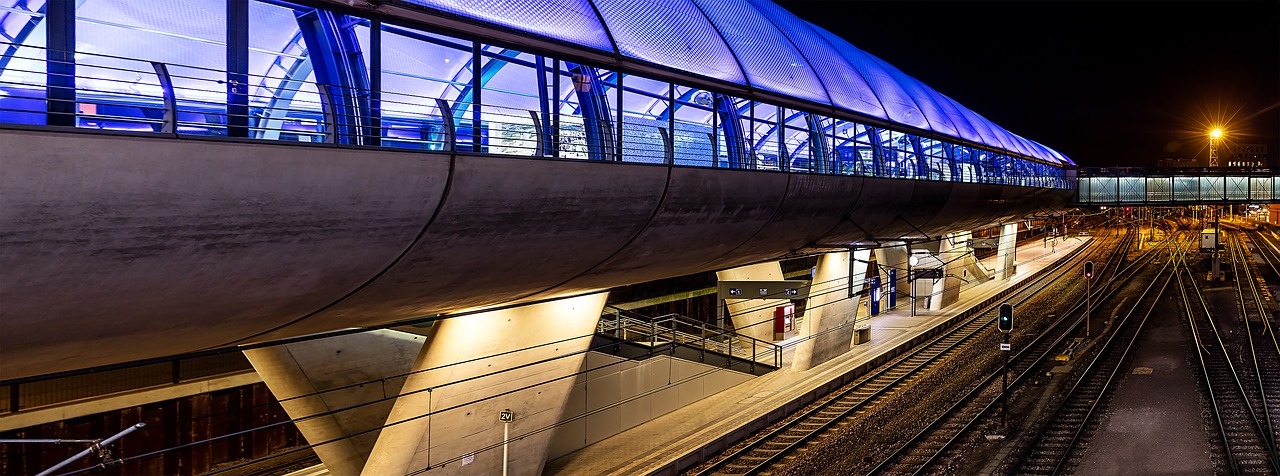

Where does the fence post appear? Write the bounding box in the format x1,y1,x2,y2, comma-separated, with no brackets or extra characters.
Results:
150,62,177,136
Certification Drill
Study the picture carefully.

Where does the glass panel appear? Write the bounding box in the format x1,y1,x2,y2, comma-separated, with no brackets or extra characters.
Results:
554,58,617,160
482,46,541,156
833,120,874,176
73,0,227,133
1225,176,1249,201
920,137,950,181
1173,177,1198,202
1252,177,1273,201
1201,177,1225,201
379,26,471,151
670,84,713,167
781,108,812,173
748,100,780,170
619,74,668,164
0,0,47,125
1118,177,1144,202
249,0,318,141
1088,177,1117,203
1146,177,1172,202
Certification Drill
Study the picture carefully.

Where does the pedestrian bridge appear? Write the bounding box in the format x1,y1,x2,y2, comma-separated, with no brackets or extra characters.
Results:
1075,167,1279,206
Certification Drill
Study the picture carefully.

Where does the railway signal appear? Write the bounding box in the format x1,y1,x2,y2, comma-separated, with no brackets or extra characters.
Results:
997,301,1013,429
1084,261,1094,279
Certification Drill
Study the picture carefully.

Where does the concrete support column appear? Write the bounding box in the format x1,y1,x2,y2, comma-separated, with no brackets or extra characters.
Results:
874,243,908,311
911,240,942,312
792,251,863,371
716,262,789,342
361,292,608,476
996,223,1018,279
243,330,426,476
930,232,970,311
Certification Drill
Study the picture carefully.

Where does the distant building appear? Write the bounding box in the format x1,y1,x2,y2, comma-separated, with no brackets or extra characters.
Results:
1226,143,1269,168
1157,157,1204,168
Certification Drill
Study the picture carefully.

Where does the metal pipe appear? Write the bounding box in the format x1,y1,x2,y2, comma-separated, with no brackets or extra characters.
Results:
35,422,145,476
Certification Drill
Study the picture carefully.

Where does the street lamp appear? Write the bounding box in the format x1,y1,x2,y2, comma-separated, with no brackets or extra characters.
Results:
1209,128,1223,167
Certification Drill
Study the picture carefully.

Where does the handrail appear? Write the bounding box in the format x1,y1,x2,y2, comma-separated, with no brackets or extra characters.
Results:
0,43,1074,189
597,306,782,369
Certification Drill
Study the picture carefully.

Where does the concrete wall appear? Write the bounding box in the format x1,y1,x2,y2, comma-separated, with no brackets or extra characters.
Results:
361,293,607,476
0,129,1074,379
546,352,752,460
791,251,865,371
243,330,425,476
716,262,790,342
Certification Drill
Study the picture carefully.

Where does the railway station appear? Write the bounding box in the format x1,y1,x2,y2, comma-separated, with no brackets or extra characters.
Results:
1,0,1277,475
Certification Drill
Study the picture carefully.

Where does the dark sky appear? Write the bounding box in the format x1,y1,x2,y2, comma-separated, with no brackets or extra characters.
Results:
773,1,1280,168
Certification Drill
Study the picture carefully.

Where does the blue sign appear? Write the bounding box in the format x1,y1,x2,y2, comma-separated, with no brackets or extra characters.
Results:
888,269,897,308
869,275,881,316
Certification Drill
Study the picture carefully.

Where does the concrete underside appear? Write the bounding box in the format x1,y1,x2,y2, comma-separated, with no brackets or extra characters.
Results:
0,129,1073,379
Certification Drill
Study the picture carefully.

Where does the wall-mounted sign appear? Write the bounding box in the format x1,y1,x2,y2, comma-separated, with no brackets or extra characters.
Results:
717,280,811,300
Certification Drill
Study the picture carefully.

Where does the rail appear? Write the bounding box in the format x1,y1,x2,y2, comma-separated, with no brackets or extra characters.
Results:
0,43,1073,189
596,307,782,370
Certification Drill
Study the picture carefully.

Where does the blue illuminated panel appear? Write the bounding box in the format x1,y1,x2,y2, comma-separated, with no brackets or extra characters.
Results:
744,0,885,119
864,54,957,136
812,25,929,130
595,0,745,84
403,0,613,52
690,0,828,105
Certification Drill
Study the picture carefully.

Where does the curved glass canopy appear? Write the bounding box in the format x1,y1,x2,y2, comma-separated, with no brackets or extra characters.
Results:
0,0,1072,167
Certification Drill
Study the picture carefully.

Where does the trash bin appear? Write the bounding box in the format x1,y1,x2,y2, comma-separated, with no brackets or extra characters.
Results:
853,325,871,345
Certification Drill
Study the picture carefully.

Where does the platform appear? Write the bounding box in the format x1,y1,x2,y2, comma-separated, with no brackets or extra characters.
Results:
543,235,1089,475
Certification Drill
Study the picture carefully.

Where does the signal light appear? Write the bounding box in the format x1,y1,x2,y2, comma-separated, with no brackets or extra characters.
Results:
1084,261,1094,280
998,303,1013,333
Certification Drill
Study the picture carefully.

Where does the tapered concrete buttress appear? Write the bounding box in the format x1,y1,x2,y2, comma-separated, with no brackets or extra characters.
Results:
930,232,971,311
715,262,789,343
361,292,609,476
997,223,1018,279
910,240,943,312
792,250,866,371
243,330,426,476
874,244,909,312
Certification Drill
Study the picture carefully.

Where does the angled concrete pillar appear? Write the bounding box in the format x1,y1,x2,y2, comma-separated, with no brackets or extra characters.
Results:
361,292,608,476
873,243,908,311
716,262,789,342
930,232,970,311
996,223,1018,279
910,240,942,312
243,330,426,476
793,250,867,371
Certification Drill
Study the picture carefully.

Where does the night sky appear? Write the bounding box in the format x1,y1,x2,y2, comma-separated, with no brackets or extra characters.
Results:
773,1,1280,168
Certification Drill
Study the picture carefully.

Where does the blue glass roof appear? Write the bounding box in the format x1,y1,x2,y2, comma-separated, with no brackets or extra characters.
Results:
6,0,1071,165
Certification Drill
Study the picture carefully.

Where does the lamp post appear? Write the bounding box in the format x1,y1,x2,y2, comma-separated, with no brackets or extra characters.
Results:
1209,128,1223,167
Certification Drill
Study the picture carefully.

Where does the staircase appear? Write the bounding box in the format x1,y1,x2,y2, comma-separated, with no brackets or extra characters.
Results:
593,307,781,376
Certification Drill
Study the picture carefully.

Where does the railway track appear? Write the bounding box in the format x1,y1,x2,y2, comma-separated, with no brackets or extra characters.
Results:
864,229,1173,476
1246,228,1280,445
1178,237,1279,475
1003,238,1183,475
690,233,1118,476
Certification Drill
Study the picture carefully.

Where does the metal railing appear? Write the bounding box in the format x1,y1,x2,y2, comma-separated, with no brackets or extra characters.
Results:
0,42,1073,189
596,307,782,371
